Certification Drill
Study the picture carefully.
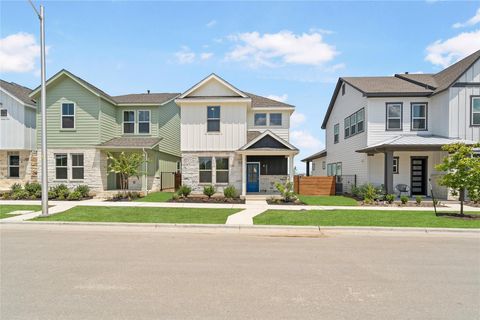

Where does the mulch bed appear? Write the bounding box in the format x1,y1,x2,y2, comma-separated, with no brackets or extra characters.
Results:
436,212,480,220
267,200,303,205
361,201,446,208
169,197,245,204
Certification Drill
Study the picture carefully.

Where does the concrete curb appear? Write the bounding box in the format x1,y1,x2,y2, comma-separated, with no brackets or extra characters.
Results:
1,220,479,236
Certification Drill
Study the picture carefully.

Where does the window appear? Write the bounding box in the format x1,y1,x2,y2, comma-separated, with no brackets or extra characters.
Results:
138,110,150,134
344,108,365,138
8,155,19,178
327,163,337,176
393,157,399,174
199,157,212,183
411,103,427,131
254,113,267,126
123,111,135,134
207,106,220,132
472,96,480,126
71,154,84,180
215,157,229,183
336,162,342,176
1,109,7,117
322,161,326,170
269,113,282,126
61,103,75,129
312,162,316,171
344,117,350,138
334,123,339,144
386,103,402,130
55,154,68,180
341,83,346,96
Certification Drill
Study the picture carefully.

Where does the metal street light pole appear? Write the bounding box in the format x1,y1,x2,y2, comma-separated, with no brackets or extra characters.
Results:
29,1,48,216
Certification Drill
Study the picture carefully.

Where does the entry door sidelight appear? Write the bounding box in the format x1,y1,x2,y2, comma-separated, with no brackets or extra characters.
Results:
246,163,260,193
410,158,427,195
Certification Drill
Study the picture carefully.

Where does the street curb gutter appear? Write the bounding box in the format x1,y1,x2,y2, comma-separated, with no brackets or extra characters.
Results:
1,221,479,236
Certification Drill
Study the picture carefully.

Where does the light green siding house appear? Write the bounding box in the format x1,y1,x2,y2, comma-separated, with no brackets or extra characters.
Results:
30,69,180,194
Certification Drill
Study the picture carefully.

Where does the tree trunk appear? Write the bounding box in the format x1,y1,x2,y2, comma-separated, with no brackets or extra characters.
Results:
459,188,465,216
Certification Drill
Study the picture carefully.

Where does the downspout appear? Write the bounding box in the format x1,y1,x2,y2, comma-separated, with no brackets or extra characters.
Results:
142,148,148,194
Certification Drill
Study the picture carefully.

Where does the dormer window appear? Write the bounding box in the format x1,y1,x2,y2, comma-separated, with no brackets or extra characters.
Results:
254,113,267,126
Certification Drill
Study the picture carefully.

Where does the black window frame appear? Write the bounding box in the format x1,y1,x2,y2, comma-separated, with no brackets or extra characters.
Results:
123,110,135,134
471,96,480,127
393,156,399,174
0,109,7,117
344,108,365,139
55,154,68,180
410,102,428,131
8,154,20,178
386,102,403,131
207,106,220,132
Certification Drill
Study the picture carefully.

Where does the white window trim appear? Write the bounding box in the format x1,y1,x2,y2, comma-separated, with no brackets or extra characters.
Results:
411,103,428,131
123,110,135,135
138,110,151,135
472,96,480,126
269,113,282,126
207,106,221,133
8,154,20,178
54,153,68,181
393,157,399,174
386,103,403,131
70,153,85,181
215,157,229,184
61,102,76,130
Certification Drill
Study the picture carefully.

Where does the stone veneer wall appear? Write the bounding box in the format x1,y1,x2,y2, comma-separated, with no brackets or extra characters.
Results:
259,175,288,193
0,150,37,190
37,148,108,193
182,151,242,193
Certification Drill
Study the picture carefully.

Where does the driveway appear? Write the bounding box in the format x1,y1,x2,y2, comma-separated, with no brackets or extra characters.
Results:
1,224,479,320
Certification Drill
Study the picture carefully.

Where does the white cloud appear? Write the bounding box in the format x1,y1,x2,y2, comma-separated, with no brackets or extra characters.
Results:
200,52,214,60
290,130,323,150
266,93,288,103
206,20,217,28
174,46,196,64
225,30,338,67
453,8,480,28
0,32,40,73
425,29,480,67
290,112,306,128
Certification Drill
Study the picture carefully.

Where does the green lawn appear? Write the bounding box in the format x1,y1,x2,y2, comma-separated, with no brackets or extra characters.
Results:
135,192,173,202
32,206,240,224
254,209,480,229
0,205,41,219
298,195,358,206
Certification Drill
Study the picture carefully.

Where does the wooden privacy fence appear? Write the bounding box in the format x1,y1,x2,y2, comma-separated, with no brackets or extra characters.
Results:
294,175,335,196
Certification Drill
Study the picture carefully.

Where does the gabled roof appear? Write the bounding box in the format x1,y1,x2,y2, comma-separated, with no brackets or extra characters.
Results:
0,80,35,107
113,93,179,105
97,137,162,149
30,69,116,104
239,130,298,151
178,73,248,99
321,49,480,129
301,150,327,162
244,92,294,109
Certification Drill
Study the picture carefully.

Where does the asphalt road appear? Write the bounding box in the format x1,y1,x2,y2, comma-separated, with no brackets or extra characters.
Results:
1,224,479,320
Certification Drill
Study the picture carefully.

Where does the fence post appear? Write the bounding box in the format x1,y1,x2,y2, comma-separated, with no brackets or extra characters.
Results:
294,175,300,194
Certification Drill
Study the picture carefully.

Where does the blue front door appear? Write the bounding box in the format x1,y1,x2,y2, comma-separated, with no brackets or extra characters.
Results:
246,163,260,192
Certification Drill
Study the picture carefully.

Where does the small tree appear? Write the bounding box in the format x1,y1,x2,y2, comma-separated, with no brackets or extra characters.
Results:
275,181,296,202
435,143,480,216
107,152,146,194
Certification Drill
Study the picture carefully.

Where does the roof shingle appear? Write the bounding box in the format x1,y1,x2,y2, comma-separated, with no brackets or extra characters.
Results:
113,93,179,104
0,80,35,106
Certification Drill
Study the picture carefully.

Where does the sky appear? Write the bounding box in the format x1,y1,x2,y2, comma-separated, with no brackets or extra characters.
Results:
1,1,480,171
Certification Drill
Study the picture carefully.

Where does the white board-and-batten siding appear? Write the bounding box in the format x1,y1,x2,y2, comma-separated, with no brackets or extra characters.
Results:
0,89,36,150
247,109,290,141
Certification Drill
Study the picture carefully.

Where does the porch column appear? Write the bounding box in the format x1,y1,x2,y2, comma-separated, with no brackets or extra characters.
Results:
241,154,246,196
384,151,394,194
288,154,295,183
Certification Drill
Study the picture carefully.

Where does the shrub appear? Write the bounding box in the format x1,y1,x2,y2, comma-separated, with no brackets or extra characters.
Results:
171,193,180,201
67,191,82,201
363,184,379,203
468,188,480,204
177,185,192,198
35,190,42,199
203,185,216,198
223,185,237,199
10,183,22,193
11,190,30,200
127,191,141,200
385,194,395,204
48,190,57,199
74,185,90,198
24,182,41,196
52,184,69,200
350,186,360,198
275,181,296,203
415,196,423,205
400,195,409,205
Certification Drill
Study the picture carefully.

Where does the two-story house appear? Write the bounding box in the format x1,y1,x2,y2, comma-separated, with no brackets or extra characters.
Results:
175,74,298,197
303,50,480,199
29,69,181,193
0,80,37,190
